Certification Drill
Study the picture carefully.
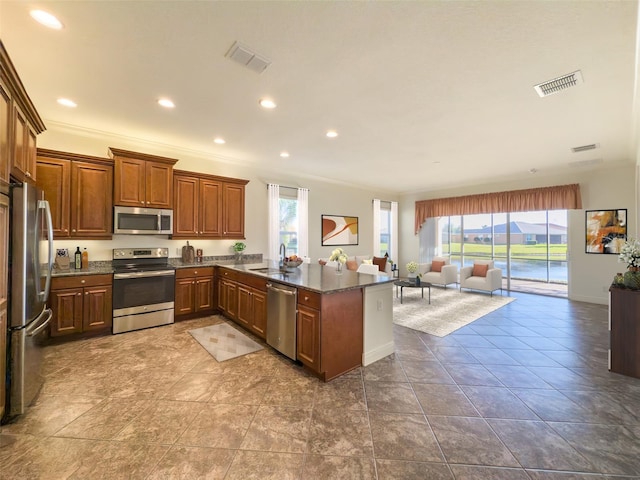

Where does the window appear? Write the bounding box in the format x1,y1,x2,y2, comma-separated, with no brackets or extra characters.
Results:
374,200,398,265
279,191,298,257
435,210,568,289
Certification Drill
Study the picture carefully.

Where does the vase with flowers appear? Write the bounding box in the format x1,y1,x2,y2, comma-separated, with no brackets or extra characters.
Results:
619,238,640,289
329,248,348,274
406,261,418,279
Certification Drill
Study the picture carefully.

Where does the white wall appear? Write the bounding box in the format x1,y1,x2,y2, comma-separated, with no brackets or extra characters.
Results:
398,163,637,305
38,125,398,262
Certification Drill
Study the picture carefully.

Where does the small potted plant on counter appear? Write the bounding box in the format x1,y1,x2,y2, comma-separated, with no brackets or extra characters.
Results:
232,242,246,263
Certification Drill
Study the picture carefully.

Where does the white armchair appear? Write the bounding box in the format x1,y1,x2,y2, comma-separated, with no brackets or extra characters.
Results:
417,257,458,288
459,260,502,296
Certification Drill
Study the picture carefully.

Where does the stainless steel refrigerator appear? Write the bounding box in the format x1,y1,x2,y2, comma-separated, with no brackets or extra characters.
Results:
7,182,53,418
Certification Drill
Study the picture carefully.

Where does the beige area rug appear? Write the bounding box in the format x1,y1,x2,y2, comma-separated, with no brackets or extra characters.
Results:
393,287,515,337
189,322,263,362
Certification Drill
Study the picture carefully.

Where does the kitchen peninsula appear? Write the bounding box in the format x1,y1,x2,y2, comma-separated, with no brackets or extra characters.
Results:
216,262,396,382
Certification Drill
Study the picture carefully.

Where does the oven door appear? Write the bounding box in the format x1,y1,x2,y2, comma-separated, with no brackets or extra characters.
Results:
113,270,175,317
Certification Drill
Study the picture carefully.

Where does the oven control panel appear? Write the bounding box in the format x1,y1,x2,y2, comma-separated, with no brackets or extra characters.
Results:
113,248,169,259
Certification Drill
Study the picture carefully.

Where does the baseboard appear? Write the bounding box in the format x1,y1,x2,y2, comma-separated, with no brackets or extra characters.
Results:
568,293,608,305
362,341,395,366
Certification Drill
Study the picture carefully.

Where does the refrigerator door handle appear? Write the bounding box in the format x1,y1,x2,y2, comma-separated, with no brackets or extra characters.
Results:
37,199,54,302
25,308,52,337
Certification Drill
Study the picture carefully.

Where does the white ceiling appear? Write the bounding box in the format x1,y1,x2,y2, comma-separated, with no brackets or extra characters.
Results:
0,1,638,194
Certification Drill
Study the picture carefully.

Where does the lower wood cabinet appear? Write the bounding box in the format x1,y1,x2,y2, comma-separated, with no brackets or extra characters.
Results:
50,274,113,337
175,267,214,317
237,283,267,339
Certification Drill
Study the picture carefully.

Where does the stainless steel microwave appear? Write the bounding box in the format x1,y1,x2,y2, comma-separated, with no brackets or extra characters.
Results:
113,206,173,235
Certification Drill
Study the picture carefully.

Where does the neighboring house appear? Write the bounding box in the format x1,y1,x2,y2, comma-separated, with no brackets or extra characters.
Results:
455,221,567,245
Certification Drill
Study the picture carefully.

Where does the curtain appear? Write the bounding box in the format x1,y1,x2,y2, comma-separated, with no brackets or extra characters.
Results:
415,183,582,233
391,201,398,265
373,199,381,256
267,183,280,261
297,188,309,259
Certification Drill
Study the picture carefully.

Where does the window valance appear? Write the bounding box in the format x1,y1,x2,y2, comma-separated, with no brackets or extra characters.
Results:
414,184,582,234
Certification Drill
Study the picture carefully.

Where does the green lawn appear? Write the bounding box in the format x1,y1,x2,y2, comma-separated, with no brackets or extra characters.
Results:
446,243,567,260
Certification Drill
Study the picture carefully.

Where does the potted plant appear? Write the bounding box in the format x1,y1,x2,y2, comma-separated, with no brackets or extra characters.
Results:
619,238,640,289
232,242,246,262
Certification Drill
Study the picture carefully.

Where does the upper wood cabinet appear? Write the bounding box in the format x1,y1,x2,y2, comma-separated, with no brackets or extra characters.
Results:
36,149,113,239
0,41,46,184
173,169,248,239
109,148,177,208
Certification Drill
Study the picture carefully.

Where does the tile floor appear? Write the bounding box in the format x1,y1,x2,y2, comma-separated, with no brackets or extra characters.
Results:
1,291,640,479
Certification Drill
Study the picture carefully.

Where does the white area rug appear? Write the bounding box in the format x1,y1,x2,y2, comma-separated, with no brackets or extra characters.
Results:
393,287,515,337
189,322,263,362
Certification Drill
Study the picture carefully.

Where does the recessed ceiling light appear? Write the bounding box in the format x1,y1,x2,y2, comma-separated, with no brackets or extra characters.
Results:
326,130,338,138
214,138,226,145
30,10,63,29
57,98,77,108
280,152,290,158
157,98,175,108
259,98,277,109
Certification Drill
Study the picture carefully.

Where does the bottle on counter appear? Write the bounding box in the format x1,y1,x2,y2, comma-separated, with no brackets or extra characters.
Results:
74,247,82,269
81,248,89,269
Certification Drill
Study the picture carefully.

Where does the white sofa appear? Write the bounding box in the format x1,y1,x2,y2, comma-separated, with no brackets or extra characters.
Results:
318,255,392,275
417,257,458,288
459,259,503,296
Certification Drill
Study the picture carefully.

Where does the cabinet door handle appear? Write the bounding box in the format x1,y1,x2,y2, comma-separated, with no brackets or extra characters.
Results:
81,280,85,284
64,229,68,232
85,292,89,295
77,293,81,296
141,201,144,204
72,229,76,232
25,171,31,178
305,296,309,301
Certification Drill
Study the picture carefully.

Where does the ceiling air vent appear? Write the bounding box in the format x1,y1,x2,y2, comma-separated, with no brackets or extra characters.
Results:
226,41,271,74
534,70,583,97
571,143,599,153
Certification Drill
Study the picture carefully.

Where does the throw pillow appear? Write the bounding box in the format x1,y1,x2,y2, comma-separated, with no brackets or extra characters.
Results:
472,263,489,277
346,259,358,271
318,259,327,266
363,259,373,265
431,260,445,273
372,256,387,272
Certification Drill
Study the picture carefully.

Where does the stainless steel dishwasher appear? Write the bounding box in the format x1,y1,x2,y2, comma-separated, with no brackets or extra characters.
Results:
266,282,297,360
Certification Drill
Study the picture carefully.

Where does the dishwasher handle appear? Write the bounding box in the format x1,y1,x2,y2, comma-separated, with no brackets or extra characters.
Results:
266,283,296,296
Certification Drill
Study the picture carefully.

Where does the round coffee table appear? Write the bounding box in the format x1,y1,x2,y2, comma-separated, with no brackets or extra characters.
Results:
394,279,431,304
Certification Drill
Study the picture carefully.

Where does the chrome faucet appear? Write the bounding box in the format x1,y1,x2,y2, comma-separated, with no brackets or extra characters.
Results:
279,243,286,269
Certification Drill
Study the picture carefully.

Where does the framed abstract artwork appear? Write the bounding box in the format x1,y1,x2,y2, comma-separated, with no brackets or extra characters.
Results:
321,214,359,246
585,209,627,254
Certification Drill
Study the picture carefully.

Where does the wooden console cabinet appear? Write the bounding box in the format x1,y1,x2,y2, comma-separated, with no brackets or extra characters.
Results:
50,274,113,337
609,286,640,379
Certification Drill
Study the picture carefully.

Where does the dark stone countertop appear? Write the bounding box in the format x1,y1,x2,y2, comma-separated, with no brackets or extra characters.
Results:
219,261,396,294
50,257,395,294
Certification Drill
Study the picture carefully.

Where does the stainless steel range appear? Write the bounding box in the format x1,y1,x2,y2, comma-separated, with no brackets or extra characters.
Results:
112,247,175,334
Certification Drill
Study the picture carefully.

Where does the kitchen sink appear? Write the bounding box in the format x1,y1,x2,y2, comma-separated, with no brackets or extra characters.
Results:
249,267,283,275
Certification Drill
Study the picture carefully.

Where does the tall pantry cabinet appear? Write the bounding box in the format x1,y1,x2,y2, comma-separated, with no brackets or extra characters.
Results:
0,41,46,420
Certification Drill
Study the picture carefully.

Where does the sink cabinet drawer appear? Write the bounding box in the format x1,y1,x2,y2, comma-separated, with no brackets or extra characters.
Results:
217,267,239,282
297,288,320,310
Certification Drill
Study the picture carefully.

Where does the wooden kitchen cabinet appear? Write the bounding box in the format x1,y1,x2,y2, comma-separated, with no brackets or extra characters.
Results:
173,169,248,239
237,283,267,339
110,148,177,209
36,149,113,239
0,42,46,184
50,274,113,337
0,78,11,183
0,192,8,418
175,267,214,318
297,289,321,370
